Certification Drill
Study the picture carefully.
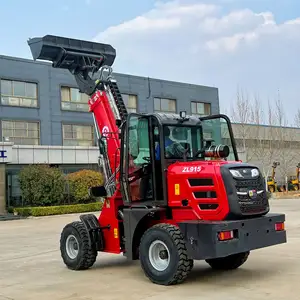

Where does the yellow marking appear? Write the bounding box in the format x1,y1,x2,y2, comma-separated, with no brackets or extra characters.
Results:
175,184,180,195
114,228,118,239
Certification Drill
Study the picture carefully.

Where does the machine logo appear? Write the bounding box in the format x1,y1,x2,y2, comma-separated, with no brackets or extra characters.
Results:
102,126,109,137
248,189,257,199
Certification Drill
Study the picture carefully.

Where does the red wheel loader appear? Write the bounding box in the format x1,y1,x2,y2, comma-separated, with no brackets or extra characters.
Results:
27,35,287,286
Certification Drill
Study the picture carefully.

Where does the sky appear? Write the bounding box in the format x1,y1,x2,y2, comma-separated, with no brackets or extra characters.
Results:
1,0,300,125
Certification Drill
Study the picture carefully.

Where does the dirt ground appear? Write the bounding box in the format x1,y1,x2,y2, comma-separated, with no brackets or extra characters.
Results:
0,199,299,300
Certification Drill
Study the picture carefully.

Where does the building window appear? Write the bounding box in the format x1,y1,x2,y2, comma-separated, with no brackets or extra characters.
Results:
121,94,137,112
62,124,95,146
1,120,40,145
191,101,211,116
0,79,38,107
154,97,176,113
61,86,90,112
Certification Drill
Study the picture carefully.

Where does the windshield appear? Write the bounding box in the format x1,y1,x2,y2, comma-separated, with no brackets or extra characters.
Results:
201,117,236,161
160,117,236,161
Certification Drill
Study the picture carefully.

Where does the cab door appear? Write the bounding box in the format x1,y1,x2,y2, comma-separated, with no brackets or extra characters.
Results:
120,113,156,204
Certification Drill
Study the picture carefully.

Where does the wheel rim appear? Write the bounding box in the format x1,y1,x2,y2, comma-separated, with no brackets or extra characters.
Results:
148,240,170,271
66,234,79,259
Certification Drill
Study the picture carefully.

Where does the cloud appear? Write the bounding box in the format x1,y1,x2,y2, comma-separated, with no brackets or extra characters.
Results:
94,0,300,122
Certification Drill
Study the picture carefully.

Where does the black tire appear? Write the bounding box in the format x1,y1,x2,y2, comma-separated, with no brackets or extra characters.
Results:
205,251,250,270
139,223,193,285
60,221,97,270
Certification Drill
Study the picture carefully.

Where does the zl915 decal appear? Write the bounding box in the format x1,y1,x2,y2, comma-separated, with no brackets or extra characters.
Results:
182,166,202,173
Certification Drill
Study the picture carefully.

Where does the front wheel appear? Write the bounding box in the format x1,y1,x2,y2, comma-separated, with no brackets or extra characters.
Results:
139,223,193,285
60,221,97,270
205,251,250,270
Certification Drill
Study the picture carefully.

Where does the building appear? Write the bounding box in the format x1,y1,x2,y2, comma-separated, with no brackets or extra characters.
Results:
230,122,300,181
0,54,220,211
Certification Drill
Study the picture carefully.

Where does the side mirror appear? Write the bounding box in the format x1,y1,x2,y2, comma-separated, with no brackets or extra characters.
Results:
116,119,122,127
88,186,107,197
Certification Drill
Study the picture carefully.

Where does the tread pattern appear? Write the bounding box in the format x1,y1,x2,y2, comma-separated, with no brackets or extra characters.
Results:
205,251,250,270
140,223,193,285
60,221,98,270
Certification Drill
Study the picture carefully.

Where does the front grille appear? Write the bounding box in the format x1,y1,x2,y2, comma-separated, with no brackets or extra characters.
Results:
233,176,268,215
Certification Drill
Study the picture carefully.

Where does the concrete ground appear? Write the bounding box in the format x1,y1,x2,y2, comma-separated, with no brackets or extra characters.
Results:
0,200,299,300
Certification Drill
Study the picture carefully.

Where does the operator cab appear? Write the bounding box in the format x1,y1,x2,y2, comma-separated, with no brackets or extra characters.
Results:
119,112,238,206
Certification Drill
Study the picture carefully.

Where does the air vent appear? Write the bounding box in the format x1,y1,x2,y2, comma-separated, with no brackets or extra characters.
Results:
188,178,214,186
193,191,217,198
199,203,219,210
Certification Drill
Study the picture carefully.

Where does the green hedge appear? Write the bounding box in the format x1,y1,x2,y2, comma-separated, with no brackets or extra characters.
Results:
17,165,105,207
18,164,66,206
13,202,103,217
66,169,104,203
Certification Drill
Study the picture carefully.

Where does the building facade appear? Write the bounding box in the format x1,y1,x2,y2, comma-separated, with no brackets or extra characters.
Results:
230,122,300,182
0,55,219,146
0,54,220,210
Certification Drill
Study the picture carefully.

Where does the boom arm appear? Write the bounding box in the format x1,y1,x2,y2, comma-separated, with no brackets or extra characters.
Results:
27,35,127,196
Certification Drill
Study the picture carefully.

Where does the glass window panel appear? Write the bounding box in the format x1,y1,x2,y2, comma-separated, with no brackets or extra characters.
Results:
191,102,197,113
20,99,37,107
27,122,38,131
28,129,39,138
13,81,26,97
128,95,137,108
8,97,20,106
1,120,39,145
1,80,12,95
1,96,9,105
2,129,13,137
61,87,70,102
204,103,211,115
154,98,160,111
2,121,13,129
15,129,27,137
161,99,169,111
121,94,129,106
63,124,94,146
168,99,176,112
196,103,204,114
14,122,26,129
25,83,37,98
70,88,81,102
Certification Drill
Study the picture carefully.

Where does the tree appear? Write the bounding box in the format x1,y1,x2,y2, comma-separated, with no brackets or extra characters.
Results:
273,92,296,182
294,108,300,128
230,87,253,161
248,97,276,177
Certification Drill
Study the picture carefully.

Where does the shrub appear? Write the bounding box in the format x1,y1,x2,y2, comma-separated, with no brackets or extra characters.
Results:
13,202,102,217
18,164,66,206
66,169,104,203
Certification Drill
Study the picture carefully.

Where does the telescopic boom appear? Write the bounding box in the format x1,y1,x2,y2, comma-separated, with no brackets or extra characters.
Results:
28,34,126,196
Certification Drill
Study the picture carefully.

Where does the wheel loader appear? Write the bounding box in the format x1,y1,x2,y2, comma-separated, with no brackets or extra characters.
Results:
267,161,280,193
288,163,300,191
27,34,287,286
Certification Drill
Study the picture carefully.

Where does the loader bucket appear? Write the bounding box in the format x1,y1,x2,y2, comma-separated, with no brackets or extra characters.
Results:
27,35,116,71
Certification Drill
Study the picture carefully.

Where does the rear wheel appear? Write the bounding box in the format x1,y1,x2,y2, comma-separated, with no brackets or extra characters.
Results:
139,223,193,285
60,221,97,270
205,251,249,270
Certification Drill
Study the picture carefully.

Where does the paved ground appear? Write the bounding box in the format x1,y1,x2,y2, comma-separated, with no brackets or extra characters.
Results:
0,199,299,300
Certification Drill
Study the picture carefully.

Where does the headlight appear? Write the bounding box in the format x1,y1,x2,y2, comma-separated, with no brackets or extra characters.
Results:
251,168,260,177
229,169,243,178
